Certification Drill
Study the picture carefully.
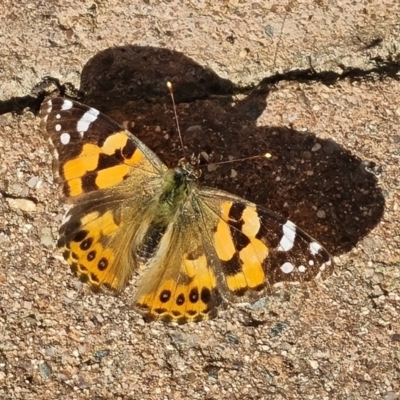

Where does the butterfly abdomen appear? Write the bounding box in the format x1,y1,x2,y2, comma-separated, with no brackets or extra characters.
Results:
136,223,168,262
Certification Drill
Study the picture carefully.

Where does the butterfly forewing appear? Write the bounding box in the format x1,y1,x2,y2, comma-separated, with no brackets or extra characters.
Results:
40,97,166,199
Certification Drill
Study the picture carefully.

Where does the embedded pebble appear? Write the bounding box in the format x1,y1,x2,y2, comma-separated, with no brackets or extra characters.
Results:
27,176,40,189
6,198,37,212
40,227,54,246
317,209,326,218
312,143,321,152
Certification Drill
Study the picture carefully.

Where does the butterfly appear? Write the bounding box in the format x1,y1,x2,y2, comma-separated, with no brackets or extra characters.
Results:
40,97,333,324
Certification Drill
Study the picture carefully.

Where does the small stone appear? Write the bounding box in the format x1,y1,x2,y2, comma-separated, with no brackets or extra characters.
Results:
44,347,56,357
270,322,288,337
185,125,202,133
39,362,52,379
27,176,40,189
372,285,384,297
264,24,274,38
312,143,321,152
363,267,375,278
317,210,326,219
186,334,200,347
170,332,187,346
309,360,319,369
93,349,110,363
95,314,104,323
23,301,32,310
384,391,398,400
239,49,249,58
186,372,196,383
200,151,210,162
23,224,33,232
55,373,69,382
205,365,219,383
11,183,23,193
248,297,267,311
224,331,240,345
40,227,54,247
7,198,37,212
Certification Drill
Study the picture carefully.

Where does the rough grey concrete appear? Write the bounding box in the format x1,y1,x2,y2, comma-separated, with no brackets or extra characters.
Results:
0,1,399,399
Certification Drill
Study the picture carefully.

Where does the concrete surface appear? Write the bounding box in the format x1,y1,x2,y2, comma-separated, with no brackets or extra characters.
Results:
0,1,399,399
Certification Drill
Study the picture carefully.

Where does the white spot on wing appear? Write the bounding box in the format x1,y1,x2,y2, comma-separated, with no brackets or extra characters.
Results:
56,114,61,119
310,241,322,255
281,262,294,274
61,212,71,226
61,100,73,110
60,133,71,145
55,124,61,131
46,99,52,113
77,108,99,134
277,220,296,252
298,265,306,273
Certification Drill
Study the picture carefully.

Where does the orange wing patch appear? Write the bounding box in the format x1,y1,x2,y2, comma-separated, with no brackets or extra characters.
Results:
59,210,122,291
134,253,222,323
214,201,269,294
62,131,146,197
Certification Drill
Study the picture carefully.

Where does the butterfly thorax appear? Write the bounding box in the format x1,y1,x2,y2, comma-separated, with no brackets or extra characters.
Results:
135,158,201,263
159,159,200,211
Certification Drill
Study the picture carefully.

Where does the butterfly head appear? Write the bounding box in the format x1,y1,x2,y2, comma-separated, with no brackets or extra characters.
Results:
178,156,202,179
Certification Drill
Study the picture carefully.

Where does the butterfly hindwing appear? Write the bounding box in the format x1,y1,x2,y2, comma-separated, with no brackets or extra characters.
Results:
196,191,333,302
57,194,139,293
132,224,223,323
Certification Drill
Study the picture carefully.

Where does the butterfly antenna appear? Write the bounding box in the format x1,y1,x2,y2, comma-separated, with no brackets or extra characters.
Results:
167,82,185,156
209,152,272,166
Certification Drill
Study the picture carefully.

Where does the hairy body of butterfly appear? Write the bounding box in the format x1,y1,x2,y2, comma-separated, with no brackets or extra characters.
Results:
40,97,333,324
